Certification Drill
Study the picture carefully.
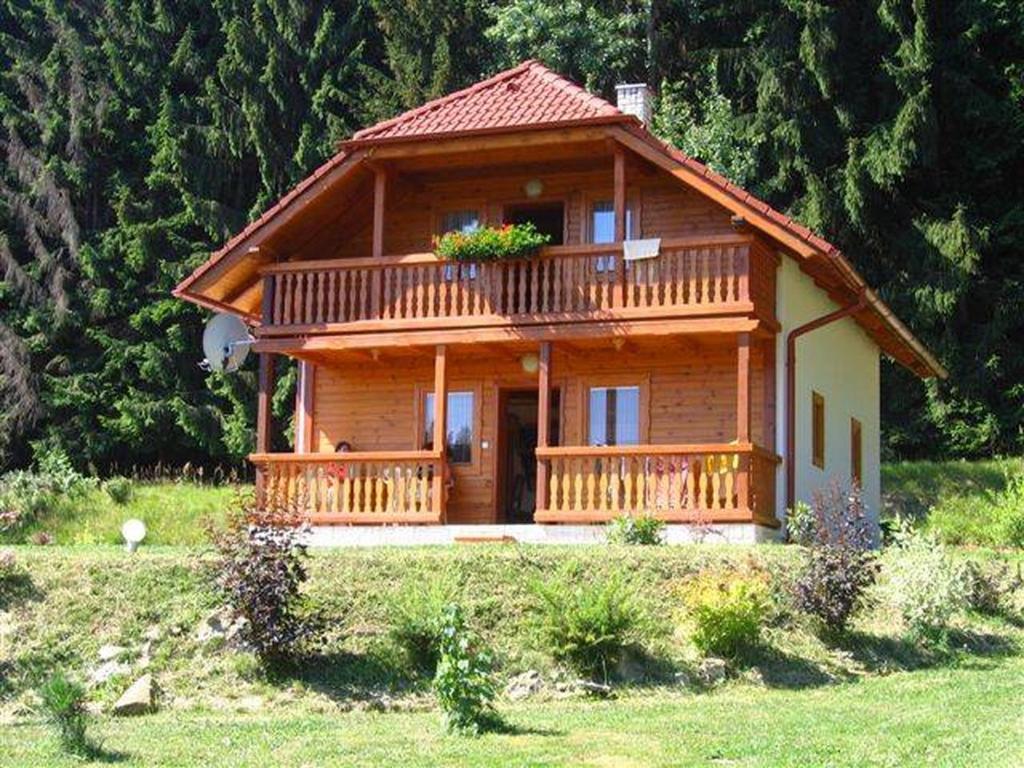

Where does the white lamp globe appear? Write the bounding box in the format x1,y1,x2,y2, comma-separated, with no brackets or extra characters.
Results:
122,519,147,552
520,353,540,374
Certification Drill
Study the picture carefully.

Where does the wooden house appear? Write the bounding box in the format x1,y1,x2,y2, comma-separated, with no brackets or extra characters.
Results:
174,61,945,543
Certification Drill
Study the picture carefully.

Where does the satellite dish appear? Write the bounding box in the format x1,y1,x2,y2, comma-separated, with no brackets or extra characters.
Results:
202,313,253,373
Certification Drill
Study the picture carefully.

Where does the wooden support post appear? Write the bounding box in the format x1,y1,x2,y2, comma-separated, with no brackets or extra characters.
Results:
613,146,627,307
535,342,552,514
371,166,387,316
261,274,275,325
294,361,315,454
432,344,448,520
256,352,275,504
736,332,752,513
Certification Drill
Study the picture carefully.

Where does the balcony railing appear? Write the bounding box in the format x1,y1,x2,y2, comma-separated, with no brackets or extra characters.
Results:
258,235,773,335
535,442,780,525
251,451,444,524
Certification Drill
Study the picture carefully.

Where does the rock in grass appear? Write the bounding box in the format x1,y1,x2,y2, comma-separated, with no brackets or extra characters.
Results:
98,644,127,662
505,670,544,701
696,658,728,686
90,660,131,685
577,680,614,698
112,674,157,716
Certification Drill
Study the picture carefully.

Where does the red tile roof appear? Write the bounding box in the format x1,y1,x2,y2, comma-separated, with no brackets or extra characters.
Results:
349,60,630,143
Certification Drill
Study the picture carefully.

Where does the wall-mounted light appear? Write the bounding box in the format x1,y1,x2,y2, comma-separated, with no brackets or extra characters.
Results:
524,179,544,198
520,352,540,374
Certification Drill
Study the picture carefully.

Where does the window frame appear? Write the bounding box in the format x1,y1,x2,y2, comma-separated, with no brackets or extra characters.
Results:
850,416,863,486
583,190,642,244
582,375,650,446
811,391,825,469
414,383,482,474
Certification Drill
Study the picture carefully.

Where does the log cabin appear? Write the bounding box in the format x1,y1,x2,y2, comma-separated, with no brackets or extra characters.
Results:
173,61,946,544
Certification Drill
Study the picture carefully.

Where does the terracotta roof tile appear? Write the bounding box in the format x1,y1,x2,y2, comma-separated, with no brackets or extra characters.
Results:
349,60,628,143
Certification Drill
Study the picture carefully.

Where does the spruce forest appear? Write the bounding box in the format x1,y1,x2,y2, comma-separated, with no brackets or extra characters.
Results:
1,0,1022,473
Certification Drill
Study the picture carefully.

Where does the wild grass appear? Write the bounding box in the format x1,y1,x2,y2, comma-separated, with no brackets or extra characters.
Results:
3,482,236,546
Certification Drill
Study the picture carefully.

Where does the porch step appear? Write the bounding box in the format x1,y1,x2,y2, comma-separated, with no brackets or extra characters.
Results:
454,535,518,544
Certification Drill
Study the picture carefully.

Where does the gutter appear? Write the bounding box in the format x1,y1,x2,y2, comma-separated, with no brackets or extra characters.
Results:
785,292,868,512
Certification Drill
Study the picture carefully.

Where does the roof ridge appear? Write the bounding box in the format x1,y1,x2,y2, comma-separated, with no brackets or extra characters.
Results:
351,60,541,142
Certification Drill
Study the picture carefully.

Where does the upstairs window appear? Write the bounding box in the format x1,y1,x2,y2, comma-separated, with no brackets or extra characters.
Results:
440,210,481,235
423,391,474,464
589,200,635,244
812,391,825,469
588,386,640,446
439,210,480,279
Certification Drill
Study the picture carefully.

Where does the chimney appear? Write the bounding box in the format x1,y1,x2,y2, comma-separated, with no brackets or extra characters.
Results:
615,83,653,126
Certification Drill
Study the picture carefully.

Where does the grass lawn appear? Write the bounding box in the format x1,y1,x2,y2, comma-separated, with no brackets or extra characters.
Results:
3,653,1022,767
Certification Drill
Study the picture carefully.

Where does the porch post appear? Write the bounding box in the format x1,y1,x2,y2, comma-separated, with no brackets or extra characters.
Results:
432,344,448,521
256,352,275,504
736,332,752,513
371,165,387,316
613,147,627,307
535,342,552,514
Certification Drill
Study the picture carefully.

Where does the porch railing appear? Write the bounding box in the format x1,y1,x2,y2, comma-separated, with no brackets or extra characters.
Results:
258,235,772,333
535,443,779,526
250,451,444,524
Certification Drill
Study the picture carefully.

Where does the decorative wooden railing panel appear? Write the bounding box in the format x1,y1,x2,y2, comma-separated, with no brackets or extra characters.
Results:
250,451,444,524
535,443,779,525
259,235,771,334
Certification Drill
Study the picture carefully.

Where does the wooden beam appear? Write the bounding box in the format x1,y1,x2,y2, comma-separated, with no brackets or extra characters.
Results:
536,342,552,513
614,146,626,242
372,166,387,259
363,126,614,160
736,332,752,512
295,360,315,454
432,345,448,521
255,352,275,505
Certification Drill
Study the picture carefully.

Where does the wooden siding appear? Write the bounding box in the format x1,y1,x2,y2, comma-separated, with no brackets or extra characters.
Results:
311,341,769,524
304,165,735,261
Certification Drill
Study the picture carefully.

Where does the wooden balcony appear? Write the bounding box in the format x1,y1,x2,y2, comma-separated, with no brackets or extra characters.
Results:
251,450,445,524
257,234,776,341
535,443,780,526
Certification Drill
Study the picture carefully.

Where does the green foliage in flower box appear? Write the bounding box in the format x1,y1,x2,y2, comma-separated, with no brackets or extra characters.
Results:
433,223,550,263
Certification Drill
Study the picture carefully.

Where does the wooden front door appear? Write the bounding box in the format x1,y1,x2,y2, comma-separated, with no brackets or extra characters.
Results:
497,388,560,523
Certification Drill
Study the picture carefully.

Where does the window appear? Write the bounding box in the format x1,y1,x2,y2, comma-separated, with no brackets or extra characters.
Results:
590,200,636,273
850,417,863,486
589,200,635,244
811,391,825,469
439,210,480,280
440,210,480,235
588,386,640,446
423,391,474,464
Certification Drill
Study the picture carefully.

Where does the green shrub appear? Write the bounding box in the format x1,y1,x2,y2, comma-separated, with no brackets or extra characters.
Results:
606,513,665,545
38,672,91,756
530,569,647,680
433,222,550,262
876,523,970,639
433,603,497,735
925,469,1024,548
210,496,322,665
793,483,878,634
387,578,456,672
681,569,771,658
103,476,134,505
0,448,94,532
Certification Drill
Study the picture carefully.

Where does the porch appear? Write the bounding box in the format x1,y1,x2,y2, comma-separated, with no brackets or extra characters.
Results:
250,333,781,529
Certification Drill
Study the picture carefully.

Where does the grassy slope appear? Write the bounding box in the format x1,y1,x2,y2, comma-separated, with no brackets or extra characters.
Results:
2,546,1023,767
881,457,1019,519
3,654,1023,767
6,483,236,546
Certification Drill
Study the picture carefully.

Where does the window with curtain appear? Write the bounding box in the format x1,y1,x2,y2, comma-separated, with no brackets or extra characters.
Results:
439,210,480,280
590,200,635,272
588,386,640,446
423,391,474,464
